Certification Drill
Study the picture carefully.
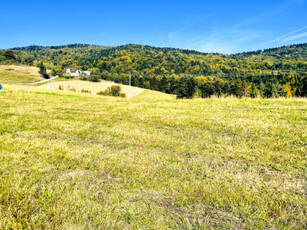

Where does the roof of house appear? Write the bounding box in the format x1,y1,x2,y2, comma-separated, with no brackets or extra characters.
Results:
63,67,79,73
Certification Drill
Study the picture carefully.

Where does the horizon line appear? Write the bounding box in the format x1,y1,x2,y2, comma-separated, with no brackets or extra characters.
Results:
2,41,306,56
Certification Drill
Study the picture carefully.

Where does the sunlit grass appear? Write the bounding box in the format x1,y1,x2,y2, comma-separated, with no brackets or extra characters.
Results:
0,85,306,229
0,65,43,84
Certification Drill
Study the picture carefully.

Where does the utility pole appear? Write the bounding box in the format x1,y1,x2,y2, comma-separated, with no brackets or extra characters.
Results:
129,72,132,98
129,72,131,87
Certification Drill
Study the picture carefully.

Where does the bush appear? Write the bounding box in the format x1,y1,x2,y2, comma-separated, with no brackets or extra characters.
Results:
68,87,76,92
97,85,126,97
88,75,100,82
63,75,74,79
81,89,91,94
43,74,50,79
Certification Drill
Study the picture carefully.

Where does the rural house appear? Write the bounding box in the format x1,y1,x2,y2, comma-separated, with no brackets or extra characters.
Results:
80,71,91,76
63,67,81,77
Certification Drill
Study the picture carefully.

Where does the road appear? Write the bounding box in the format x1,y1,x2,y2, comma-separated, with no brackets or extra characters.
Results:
21,76,59,85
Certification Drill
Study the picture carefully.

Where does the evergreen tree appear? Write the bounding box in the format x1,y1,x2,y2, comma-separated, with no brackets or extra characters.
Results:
38,62,48,78
176,77,196,99
249,83,258,98
233,79,243,98
200,81,214,98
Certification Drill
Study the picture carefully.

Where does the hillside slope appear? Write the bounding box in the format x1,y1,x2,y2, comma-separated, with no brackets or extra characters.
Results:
0,86,306,228
0,65,43,84
10,43,307,75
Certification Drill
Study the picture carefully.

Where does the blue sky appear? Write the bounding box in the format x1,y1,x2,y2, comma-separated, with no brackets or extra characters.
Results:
0,0,306,53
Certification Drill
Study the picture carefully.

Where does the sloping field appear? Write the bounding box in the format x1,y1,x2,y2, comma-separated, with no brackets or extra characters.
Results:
0,65,43,84
0,85,306,229
37,80,145,98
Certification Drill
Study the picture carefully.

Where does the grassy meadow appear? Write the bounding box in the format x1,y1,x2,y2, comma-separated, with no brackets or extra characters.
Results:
0,65,43,84
0,85,306,229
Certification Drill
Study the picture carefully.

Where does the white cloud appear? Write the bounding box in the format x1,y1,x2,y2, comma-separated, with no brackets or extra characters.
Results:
254,26,307,49
157,0,306,53
183,29,266,54
281,31,307,42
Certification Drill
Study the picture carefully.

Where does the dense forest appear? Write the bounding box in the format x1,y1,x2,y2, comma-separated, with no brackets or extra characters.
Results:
1,43,306,98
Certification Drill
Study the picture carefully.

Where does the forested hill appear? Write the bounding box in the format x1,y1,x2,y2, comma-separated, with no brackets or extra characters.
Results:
1,42,306,98
232,43,307,61
8,43,307,76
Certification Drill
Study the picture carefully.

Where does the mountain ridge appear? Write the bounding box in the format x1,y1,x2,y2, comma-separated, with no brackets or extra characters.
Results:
8,42,307,56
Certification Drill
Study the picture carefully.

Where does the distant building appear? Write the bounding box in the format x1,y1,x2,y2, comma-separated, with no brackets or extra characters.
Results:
63,67,80,77
62,68,91,78
80,71,91,76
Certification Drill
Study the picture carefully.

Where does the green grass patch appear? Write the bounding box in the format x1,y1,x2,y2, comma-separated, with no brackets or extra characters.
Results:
31,91,80,98
0,88,306,229
0,71,41,84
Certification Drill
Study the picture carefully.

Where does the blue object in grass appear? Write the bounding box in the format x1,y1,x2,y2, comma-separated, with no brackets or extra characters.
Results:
0,83,4,92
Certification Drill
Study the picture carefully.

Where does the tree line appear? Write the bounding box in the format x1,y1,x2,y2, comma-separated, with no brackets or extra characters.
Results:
93,72,306,98
1,43,306,98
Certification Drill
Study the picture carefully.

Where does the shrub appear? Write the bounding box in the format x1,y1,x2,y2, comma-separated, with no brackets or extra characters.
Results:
68,87,76,92
81,89,91,94
63,75,74,79
97,85,126,97
88,75,100,82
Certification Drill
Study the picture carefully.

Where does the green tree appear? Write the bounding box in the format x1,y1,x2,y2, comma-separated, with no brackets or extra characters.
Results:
38,62,48,78
233,79,243,98
258,81,266,98
248,83,258,98
176,77,197,99
4,50,16,60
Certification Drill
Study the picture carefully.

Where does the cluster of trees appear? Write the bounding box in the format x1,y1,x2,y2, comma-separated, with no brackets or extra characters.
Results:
2,43,306,98
0,50,16,64
94,72,306,98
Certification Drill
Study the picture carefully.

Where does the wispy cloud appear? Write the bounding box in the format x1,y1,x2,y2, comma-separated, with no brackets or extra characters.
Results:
165,15,213,46
254,26,307,49
185,29,266,54
171,16,212,35
156,0,306,53
155,28,167,47
281,31,307,42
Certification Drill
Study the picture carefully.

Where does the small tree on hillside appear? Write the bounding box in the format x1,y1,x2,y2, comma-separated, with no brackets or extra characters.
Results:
242,80,249,97
233,79,243,98
283,82,296,98
176,77,196,99
38,62,49,79
248,83,258,98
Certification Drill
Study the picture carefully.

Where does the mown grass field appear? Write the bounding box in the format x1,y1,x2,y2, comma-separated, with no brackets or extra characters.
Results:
0,65,43,84
0,85,306,229
38,80,145,98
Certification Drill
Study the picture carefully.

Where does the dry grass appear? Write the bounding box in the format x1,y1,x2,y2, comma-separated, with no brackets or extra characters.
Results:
38,80,145,98
0,84,306,229
0,65,43,84
0,65,41,76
